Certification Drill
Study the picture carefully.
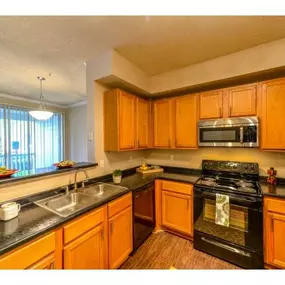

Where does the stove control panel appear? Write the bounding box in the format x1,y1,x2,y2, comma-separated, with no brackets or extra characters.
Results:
202,160,259,175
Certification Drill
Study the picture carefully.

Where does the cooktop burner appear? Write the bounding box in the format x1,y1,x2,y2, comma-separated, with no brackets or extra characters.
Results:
196,176,259,195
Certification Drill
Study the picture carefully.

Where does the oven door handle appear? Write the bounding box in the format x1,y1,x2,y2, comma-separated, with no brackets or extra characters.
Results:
240,126,244,144
200,191,258,206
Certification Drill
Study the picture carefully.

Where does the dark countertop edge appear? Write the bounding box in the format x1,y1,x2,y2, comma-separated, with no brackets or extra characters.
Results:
0,162,98,187
0,165,201,256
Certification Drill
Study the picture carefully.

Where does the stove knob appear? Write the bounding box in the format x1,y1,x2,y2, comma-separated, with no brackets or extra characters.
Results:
233,164,238,169
249,164,255,171
244,164,248,170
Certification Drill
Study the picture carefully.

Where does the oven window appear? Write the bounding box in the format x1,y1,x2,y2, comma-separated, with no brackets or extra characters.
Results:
195,199,248,247
200,127,239,142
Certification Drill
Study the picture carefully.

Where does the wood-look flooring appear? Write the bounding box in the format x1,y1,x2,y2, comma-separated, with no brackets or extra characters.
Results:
120,231,239,269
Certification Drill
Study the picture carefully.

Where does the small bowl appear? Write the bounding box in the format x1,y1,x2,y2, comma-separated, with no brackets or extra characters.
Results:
0,170,18,179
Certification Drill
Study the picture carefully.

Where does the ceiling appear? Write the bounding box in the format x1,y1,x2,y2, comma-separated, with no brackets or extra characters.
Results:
1,16,285,105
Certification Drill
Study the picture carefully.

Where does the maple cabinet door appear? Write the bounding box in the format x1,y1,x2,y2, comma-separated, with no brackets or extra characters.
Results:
64,225,105,269
136,98,150,148
108,206,133,269
199,90,223,119
228,84,257,117
174,94,198,149
161,190,192,236
261,79,285,150
266,213,285,268
153,99,172,148
118,91,136,150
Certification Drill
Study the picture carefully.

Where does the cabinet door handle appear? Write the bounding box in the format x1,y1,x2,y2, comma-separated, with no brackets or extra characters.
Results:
271,217,274,232
101,229,104,240
168,139,171,147
219,107,222,117
138,140,140,148
229,106,232,116
110,222,113,234
187,199,189,209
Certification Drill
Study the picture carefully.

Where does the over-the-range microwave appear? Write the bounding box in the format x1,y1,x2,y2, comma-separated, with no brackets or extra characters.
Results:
198,117,259,147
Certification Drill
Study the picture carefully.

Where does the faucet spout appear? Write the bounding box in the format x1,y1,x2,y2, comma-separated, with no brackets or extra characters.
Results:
74,168,89,191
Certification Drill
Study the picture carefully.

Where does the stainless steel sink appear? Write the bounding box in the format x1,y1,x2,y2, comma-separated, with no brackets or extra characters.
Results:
82,183,128,198
34,192,99,217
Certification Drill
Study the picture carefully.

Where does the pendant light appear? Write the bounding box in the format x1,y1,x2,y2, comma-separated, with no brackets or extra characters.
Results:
29,76,53,120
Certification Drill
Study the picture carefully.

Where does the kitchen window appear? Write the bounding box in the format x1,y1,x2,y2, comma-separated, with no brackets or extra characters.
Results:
0,104,64,174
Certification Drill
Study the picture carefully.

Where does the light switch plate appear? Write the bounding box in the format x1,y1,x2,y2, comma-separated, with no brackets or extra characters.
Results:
99,160,104,167
88,132,94,141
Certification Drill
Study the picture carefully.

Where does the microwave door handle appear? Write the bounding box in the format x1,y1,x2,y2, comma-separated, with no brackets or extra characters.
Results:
240,127,244,144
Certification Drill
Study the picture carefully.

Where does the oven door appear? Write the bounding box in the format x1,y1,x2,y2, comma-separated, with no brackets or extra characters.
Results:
194,187,263,253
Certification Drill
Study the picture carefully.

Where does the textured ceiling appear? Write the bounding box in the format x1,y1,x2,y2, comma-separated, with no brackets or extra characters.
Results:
1,16,285,105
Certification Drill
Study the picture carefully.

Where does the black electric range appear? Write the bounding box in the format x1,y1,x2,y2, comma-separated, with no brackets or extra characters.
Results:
194,160,263,269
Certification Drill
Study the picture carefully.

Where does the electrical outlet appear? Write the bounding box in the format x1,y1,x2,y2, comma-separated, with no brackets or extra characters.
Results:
129,156,133,161
170,154,174,161
99,160,104,168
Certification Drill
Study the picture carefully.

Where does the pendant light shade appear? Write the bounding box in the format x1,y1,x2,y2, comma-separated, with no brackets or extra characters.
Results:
29,77,53,120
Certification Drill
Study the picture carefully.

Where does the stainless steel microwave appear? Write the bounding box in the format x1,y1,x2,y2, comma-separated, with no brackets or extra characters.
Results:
198,117,259,147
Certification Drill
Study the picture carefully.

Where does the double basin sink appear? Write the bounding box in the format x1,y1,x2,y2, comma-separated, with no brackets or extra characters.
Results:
34,183,128,218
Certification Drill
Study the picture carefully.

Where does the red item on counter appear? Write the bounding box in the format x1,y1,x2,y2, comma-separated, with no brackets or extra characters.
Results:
267,167,277,185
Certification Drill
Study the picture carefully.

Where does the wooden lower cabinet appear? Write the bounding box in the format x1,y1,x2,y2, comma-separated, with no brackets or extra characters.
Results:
64,224,105,269
264,197,285,268
161,190,192,236
29,254,56,269
108,206,133,269
155,180,193,238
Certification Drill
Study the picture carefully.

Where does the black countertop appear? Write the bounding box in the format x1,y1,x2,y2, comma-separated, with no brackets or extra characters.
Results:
0,162,98,186
0,168,200,256
260,181,285,199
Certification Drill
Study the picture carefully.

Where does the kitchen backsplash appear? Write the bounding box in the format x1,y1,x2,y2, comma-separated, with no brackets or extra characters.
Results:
146,148,285,178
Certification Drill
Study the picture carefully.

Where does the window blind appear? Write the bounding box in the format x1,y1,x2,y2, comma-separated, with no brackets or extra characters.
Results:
0,104,64,174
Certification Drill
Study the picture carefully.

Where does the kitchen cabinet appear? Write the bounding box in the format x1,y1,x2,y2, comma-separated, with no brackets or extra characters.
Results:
136,97,150,149
108,193,133,269
155,180,193,237
261,78,285,150
161,191,192,236
153,98,173,148
64,224,105,269
199,84,257,120
104,89,150,151
264,197,285,269
28,254,55,269
199,90,223,119
174,94,198,149
63,206,108,269
227,84,257,117
0,231,59,269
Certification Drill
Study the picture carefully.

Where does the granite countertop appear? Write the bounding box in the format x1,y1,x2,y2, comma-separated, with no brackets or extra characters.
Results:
260,181,285,199
0,169,200,256
0,162,98,186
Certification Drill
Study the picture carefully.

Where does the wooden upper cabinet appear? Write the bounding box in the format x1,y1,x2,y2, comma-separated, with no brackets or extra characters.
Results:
161,190,192,236
227,84,257,117
118,91,136,150
136,98,150,149
174,94,198,149
199,90,223,119
261,78,285,150
153,99,173,148
108,206,133,269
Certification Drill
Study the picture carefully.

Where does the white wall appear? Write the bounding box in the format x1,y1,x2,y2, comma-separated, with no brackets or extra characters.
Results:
66,104,88,162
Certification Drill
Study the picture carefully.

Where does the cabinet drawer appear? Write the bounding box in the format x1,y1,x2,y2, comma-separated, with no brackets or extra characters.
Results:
108,193,132,218
265,197,285,215
0,232,55,269
161,180,193,195
64,207,104,244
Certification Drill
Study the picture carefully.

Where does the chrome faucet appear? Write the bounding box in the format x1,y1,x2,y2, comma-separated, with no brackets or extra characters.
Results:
74,168,89,191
